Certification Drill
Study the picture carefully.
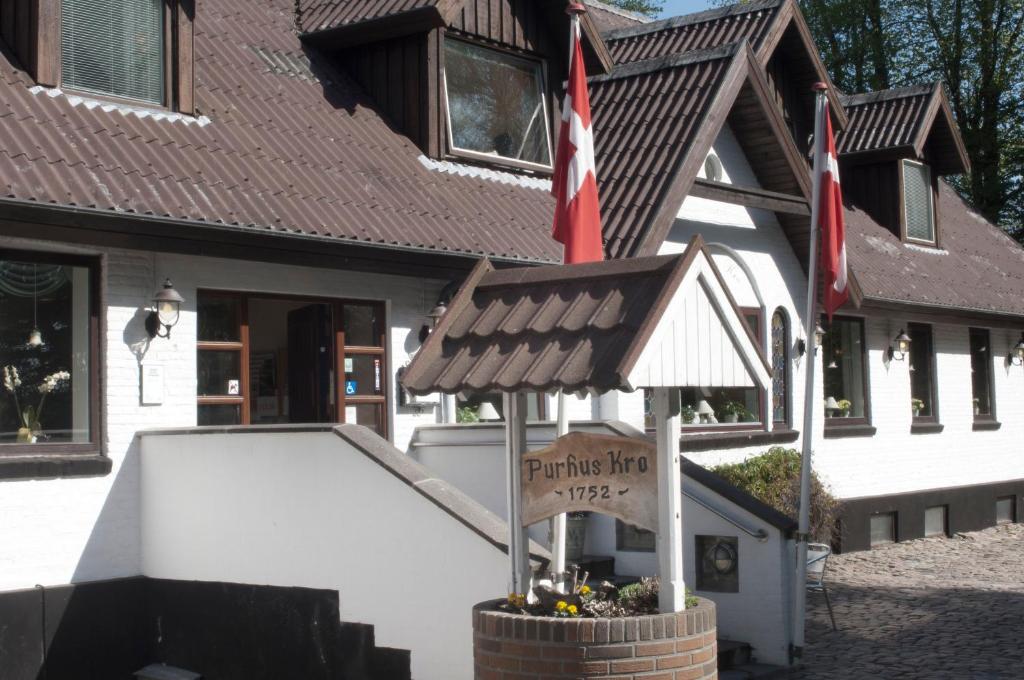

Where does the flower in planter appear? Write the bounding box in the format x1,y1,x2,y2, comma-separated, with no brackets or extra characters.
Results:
567,604,578,616
911,398,925,416
836,399,852,416
579,585,591,596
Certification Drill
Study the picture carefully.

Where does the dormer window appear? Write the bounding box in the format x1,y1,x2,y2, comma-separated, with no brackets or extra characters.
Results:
443,38,552,170
902,159,936,244
61,0,165,104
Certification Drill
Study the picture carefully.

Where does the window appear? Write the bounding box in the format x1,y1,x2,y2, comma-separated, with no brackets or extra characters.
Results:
902,160,935,243
924,505,948,537
996,496,1016,524
822,316,868,424
0,251,98,453
196,292,388,436
908,323,937,421
771,309,789,425
616,520,655,552
62,0,165,104
444,38,552,169
969,328,995,421
869,512,896,547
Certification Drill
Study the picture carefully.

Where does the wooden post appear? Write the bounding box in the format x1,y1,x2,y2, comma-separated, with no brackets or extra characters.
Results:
551,392,569,592
504,392,531,597
654,387,684,612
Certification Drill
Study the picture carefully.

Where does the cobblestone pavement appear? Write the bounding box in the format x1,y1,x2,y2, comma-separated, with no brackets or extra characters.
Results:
786,523,1024,680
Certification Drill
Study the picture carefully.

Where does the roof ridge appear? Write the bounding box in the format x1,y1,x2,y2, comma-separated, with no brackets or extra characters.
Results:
603,0,784,41
840,82,938,106
588,41,743,84
584,0,652,24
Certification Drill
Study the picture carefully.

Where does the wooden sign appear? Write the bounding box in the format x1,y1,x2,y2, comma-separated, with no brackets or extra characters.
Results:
521,431,658,532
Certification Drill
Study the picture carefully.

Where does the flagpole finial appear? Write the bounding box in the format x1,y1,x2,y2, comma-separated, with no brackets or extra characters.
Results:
812,82,828,92
567,2,587,15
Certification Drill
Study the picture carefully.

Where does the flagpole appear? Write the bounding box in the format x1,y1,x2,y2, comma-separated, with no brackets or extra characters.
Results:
550,4,586,595
793,82,829,660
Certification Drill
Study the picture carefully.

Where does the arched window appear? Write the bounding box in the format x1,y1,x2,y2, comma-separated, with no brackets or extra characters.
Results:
771,309,789,425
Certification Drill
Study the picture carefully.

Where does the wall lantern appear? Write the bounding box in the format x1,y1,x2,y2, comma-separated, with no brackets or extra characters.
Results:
418,303,448,344
887,329,912,361
1010,333,1024,366
145,279,185,339
710,540,738,575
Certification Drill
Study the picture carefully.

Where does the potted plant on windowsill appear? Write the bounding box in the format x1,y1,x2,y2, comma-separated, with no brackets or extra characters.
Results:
681,403,697,425
3,366,70,443
720,400,748,424
973,398,980,416
911,398,925,417
837,399,852,418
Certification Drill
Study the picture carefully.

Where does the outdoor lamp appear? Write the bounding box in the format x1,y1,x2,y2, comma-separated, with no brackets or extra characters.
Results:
696,400,714,424
814,323,826,349
711,541,737,575
887,329,912,361
1009,333,1024,366
145,279,184,339
477,401,501,422
419,303,448,343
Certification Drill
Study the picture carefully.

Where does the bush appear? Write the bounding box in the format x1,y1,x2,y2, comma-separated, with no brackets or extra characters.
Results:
712,447,838,543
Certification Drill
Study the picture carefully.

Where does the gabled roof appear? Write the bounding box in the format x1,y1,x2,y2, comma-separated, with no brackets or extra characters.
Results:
838,82,971,175
603,0,847,129
590,41,812,260
401,235,772,396
584,0,650,32
298,0,613,71
0,0,560,264
847,181,1024,319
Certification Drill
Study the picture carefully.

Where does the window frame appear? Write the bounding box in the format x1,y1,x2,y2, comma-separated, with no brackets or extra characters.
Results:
900,159,938,246
0,248,102,457
907,322,939,425
822,315,871,429
968,327,996,423
54,0,194,113
196,290,389,436
441,35,554,173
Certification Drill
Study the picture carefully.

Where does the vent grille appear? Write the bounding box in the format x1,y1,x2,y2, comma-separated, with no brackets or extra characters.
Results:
61,0,164,105
903,160,935,242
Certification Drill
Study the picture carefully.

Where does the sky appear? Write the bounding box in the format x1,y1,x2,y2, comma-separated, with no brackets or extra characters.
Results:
657,0,715,18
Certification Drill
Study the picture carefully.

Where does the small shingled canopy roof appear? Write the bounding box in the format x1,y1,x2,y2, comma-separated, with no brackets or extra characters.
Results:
401,235,772,397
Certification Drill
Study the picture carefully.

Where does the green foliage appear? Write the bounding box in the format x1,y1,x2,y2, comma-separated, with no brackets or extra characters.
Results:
712,447,839,543
616,578,699,611
601,0,665,18
456,406,479,423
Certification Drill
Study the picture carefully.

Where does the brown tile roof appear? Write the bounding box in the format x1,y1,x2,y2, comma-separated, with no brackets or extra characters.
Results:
837,83,970,174
0,0,560,263
401,242,701,395
583,0,650,32
846,182,1024,318
297,0,447,35
604,0,783,65
592,44,746,260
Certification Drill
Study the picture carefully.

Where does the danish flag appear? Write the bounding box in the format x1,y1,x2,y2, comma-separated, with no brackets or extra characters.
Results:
551,7,603,264
816,100,848,318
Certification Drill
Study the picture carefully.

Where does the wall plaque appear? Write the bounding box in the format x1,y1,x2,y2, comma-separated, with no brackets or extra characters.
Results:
521,431,658,532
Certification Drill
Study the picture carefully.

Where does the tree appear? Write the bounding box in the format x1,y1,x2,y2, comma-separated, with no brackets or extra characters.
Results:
601,0,665,18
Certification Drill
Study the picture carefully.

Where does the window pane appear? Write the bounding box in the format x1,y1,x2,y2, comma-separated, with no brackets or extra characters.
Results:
342,354,384,396
346,403,384,436
198,351,242,396
198,295,241,342
869,513,896,546
445,39,551,166
908,323,935,418
924,506,947,537
198,403,241,426
62,0,164,104
822,317,866,419
903,161,934,242
343,304,383,347
996,496,1016,524
771,311,788,423
0,259,91,444
969,329,993,417
679,387,761,426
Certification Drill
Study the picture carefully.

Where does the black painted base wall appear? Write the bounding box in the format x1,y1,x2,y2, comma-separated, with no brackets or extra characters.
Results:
0,577,410,680
837,478,1024,553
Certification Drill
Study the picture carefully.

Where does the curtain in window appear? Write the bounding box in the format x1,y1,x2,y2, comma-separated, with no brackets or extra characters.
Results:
62,0,164,104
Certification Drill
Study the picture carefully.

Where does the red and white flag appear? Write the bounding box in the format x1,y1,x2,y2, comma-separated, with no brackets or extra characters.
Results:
551,9,603,264
816,101,848,318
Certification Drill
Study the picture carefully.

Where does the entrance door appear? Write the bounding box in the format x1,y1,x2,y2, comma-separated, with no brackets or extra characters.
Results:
287,304,334,423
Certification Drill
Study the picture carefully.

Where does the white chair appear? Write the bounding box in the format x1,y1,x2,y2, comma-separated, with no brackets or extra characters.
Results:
807,542,837,631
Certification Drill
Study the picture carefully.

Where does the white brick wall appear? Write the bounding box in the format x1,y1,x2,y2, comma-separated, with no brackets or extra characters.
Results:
0,236,447,591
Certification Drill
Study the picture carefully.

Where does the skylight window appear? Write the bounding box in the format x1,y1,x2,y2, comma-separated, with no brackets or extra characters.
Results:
443,39,552,169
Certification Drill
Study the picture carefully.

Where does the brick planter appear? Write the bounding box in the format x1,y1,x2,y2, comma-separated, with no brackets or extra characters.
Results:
472,597,717,679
